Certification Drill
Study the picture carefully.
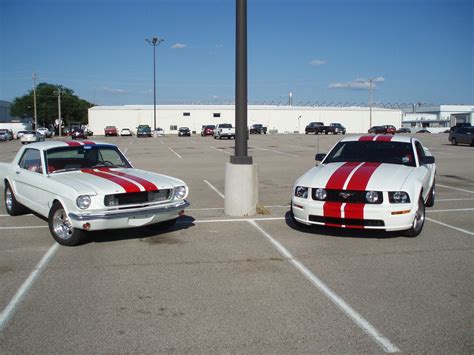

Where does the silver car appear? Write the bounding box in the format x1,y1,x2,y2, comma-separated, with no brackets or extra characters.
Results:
0,129,13,141
20,131,46,144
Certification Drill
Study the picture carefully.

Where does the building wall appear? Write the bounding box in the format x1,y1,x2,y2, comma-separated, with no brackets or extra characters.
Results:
0,100,11,122
88,105,402,135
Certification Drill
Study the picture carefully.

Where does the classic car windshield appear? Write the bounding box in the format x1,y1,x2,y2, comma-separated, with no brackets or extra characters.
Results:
324,141,416,167
45,145,131,173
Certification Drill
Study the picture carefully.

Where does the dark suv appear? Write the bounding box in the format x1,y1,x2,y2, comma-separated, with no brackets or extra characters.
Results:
178,127,191,137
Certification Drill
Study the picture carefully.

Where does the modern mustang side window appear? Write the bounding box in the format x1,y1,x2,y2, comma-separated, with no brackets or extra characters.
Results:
18,148,43,174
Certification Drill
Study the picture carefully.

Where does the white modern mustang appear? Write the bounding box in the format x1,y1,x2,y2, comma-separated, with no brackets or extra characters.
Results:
1,140,189,246
291,135,436,237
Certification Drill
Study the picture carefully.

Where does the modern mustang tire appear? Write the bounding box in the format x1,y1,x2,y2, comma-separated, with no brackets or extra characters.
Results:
403,197,425,238
4,183,28,216
48,202,87,246
426,180,435,208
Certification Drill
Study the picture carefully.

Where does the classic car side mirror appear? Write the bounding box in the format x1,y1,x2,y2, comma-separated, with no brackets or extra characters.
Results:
315,153,326,162
421,156,435,164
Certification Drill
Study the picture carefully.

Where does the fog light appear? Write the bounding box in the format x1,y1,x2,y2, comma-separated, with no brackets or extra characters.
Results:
82,223,91,230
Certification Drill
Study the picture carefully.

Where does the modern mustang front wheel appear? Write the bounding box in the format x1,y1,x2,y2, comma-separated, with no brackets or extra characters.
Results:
48,202,87,246
403,197,425,238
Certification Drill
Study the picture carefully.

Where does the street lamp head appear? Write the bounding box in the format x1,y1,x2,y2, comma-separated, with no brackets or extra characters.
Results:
146,37,164,46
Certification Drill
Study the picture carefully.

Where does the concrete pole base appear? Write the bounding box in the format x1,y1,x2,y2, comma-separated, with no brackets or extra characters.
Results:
224,162,258,216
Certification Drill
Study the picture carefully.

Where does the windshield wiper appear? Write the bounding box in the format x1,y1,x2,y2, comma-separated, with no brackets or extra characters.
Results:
50,167,81,174
91,163,123,169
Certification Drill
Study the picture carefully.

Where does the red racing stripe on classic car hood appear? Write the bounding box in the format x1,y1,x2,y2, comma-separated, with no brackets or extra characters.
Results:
81,169,141,193
343,162,382,225
323,162,361,226
97,168,158,191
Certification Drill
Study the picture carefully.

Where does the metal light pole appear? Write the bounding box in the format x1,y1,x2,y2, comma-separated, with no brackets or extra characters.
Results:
146,37,164,131
57,88,62,137
32,72,38,130
369,78,373,129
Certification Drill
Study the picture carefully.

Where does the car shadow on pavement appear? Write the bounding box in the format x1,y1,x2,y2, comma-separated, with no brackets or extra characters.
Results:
90,215,196,244
284,211,402,239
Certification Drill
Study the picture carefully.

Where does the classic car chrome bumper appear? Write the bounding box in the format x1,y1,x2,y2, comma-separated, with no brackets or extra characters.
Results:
68,200,189,221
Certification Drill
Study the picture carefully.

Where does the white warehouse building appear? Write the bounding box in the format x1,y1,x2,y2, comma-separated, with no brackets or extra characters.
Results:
88,105,402,135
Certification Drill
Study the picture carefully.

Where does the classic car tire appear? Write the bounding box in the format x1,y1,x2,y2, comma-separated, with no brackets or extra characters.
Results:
426,181,435,208
403,197,425,238
4,183,28,216
48,202,87,246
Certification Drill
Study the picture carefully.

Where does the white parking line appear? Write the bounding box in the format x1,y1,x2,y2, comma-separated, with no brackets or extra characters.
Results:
248,220,400,353
159,139,164,145
203,180,225,199
425,218,473,236
0,243,59,332
0,225,48,230
253,146,299,157
289,145,316,151
437,198,474,202
437,184,474,194
168,147,182,159
210,146,231,155
427,208,474,213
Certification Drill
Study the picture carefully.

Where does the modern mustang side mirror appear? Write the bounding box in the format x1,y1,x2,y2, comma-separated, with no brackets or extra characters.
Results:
421,156,435,164
315,153,326,162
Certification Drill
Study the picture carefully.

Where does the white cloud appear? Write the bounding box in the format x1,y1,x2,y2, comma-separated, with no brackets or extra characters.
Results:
310,59,326,66
171,43,187,49
328,77,385,90
103,87,128,95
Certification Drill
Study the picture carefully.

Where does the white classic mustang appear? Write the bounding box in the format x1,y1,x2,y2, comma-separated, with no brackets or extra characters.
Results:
1,140,189,246
291,135,436,237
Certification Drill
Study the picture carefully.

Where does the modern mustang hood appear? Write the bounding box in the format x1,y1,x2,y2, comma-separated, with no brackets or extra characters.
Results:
48,168,183,195
297,162,415,191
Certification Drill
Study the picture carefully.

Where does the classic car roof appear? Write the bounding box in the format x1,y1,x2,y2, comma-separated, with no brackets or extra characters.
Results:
341,135,413,143
23,140,114,150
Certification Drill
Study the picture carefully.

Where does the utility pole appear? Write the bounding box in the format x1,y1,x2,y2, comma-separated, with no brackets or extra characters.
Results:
57,88,62,137
32,72,38,130
369,78,373,129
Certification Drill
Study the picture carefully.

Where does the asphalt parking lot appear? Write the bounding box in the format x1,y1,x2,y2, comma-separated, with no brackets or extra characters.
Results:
0,133,472,353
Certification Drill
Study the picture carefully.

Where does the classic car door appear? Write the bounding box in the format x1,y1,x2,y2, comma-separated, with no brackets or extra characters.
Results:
14,148,51,216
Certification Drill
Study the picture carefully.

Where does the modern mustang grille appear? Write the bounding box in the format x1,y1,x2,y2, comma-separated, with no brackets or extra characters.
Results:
312,189,383,204
104,189,172,207
309,215,385,227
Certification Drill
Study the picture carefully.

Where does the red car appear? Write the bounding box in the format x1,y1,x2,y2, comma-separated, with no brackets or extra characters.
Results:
104,126,118,136
201,125,215,137
71,129,87,140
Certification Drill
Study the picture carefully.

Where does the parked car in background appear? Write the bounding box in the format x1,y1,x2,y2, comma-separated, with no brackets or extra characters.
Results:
449,122,471,132
368,126,383,134
0,129,13,141
71,128,87,140
213,123,235,139
15,130,28,139
416,129,431,133
0,140,189,246
137,125,152,137
249,124,267,134
201,125,215,137
178,127,191,137
104,126,118,136
154,128,165,136
120,128,132,136
368,125,396,134
305,122,326,134
329,123,346,134
448,127,473,146
397,127,411,133
291,135,436,237
20,131,45,144
37,127,53,138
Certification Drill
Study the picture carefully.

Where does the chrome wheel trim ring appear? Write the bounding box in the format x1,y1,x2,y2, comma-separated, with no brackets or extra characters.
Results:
52,208,73,240
412,200,425,232
5,188,13,211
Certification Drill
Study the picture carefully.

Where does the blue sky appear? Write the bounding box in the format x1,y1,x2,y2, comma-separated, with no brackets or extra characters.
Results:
1,0,472,106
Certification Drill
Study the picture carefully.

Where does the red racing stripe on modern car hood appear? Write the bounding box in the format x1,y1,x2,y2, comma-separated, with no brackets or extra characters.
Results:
375,135,393,142
65,141,82,146
323,162,361,226
97,168,158,191
81,169,141,193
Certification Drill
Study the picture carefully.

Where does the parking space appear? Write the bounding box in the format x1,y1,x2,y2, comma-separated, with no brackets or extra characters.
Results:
0,133,472,352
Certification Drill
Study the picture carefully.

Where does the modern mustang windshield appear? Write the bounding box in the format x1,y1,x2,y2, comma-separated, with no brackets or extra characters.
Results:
45,145,131,173
324,141,416,167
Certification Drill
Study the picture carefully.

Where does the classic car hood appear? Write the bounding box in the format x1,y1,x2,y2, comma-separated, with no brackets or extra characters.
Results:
297,162,415,191
48,168,184,195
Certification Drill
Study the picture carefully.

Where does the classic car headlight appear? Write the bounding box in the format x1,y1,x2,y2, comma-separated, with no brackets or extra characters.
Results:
76,195,91,209
295,186,308,199
314,188,327,200
174,186,187,200
389,191,410,204
365,191,380,204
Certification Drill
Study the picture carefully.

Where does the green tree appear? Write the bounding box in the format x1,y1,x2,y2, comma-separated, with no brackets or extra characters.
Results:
10,83,93,127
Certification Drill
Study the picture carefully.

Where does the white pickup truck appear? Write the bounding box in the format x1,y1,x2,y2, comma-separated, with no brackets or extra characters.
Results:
213,123,235,140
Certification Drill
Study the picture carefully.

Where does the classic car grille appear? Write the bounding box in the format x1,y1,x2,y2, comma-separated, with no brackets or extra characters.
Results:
104,189,172,207
312,189,383,204
309,215,385,227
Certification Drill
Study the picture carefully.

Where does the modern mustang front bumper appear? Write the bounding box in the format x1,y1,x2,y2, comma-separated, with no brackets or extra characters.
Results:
68,200,190,230
292,197,415,231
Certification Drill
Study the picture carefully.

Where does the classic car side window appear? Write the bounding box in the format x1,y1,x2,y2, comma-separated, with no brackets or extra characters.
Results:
18,148,43,174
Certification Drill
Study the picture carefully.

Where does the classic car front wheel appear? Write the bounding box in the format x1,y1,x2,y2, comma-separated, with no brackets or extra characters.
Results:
403,197,425,238
4,183,28,216
48,202,87,246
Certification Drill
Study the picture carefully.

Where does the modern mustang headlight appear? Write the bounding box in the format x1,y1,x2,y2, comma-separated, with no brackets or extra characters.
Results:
365,191,380,204
295,186,309,198
174,186,188,200
389,191,410,204
76,195,91,209
314,188,327,201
